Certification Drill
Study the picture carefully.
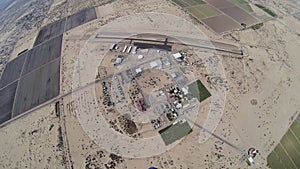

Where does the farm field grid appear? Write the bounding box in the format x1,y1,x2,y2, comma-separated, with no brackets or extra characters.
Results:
267,115,300,169
171,0,259,33
0,0,300,169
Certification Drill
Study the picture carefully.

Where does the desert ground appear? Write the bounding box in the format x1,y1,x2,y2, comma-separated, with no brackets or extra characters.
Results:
0,0,300,169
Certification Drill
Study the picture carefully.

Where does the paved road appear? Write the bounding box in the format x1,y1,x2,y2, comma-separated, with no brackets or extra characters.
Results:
95,32,242,54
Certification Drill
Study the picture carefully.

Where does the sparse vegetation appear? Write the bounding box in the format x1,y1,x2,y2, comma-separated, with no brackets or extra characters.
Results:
118,114,138,135
57,126,64,151
166,112,177,122
251,23,264,30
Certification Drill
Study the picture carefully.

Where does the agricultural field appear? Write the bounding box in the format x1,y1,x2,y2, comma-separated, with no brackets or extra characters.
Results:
228,0,253,12
267,117,300,169
171,0,259,33
171,0,205,7
185,4,221,19
171,0,220,19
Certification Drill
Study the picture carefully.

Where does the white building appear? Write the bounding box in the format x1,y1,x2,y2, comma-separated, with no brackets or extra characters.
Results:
127,46,132,53
176,103,182,109
138,55,144,60
150,61,158,68
181,87,189,95
122,46,127,53
132,46,138,54
135,68,142,74
114,56,124,65
171,72,177,78
173,52,182,59
163,60,171,67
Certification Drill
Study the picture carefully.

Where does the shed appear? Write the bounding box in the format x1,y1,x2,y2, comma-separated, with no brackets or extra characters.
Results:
173,52,182,59
138,55,144,60
135,68,142,74
150,61,158,68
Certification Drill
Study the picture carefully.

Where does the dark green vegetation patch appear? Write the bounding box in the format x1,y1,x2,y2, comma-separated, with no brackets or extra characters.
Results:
159,120,192,145
251,23,264,30
267,118,300,169
255,4,277,17
188,80,211,102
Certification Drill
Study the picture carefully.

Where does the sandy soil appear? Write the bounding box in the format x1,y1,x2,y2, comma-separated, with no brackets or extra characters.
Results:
0,103,65,169
9,31,38,61
1,0,300,169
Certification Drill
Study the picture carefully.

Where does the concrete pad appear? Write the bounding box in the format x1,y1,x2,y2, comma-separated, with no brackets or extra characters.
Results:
0,81,18,124
0,52,27,88
13,58,60,117
65,7,97,31
22,35,63,75
34,18,65,46
202,14,241,34
220,6,259,26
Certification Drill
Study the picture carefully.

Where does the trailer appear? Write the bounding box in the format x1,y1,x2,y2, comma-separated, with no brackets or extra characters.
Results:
127,46,132,53
122,45,127,53
110,44,116,51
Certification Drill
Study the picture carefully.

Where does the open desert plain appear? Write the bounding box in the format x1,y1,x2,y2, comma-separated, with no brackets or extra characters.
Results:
0,0,300,169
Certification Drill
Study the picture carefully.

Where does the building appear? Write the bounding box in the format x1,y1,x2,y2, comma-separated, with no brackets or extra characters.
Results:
135,67,142,74
114,55,124,65
173,52,183,59
181,87,189,95
110,44,117,51
127,46,132,53
150,61,158,68
171,72,177,78
150,60,162,69
132,46,138,54
163,59,171,67
122,45,127,53
138,55,144,60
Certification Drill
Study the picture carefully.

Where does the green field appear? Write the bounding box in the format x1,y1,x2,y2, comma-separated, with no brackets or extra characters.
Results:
188,80,211,102
159,120,192,145
172,0,190,7
186,4,221,19
185,6,206,19
267,119,300,169
171,0,205,7
255,4,277,17
171,0,220,20
228,0,253,12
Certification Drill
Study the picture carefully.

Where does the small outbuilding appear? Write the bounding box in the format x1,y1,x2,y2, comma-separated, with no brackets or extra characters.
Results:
171,72,177,78
173,52,183,59
138,55,144,60
135,67,142,74
114,56,124,65
150,61,158,68
181,87,189,95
